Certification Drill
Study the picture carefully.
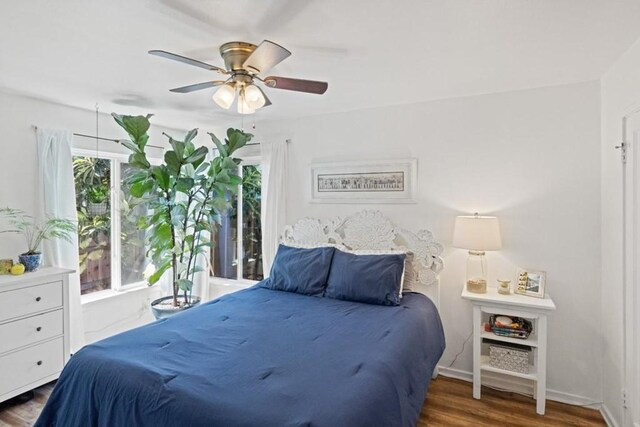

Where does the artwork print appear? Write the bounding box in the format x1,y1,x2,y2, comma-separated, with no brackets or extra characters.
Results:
310,159,417,203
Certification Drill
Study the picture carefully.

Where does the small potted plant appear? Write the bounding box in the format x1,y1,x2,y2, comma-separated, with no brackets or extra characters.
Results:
0,208,76,272
87,184,109,216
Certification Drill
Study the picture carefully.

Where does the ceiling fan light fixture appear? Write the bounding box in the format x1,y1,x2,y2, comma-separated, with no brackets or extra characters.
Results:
244,84,266,109
212,83,236,109
152,40,328,114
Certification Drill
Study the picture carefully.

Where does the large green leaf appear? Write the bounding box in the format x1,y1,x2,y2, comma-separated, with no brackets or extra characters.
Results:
175,177,195,193
221,157,238,170
208,132,226,155
149,260,171,284
164,151,181,174
130,152,150,169
226,128,253,153
185,146,208,166
112,113,153,146
228,174,242,186
129,179,155,197
184,128,198,144
151,166,170,191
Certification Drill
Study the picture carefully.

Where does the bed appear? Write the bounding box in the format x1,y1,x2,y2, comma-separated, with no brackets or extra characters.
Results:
35,210,445,427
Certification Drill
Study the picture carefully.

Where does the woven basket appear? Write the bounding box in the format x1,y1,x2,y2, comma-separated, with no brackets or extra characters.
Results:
489,343,530,374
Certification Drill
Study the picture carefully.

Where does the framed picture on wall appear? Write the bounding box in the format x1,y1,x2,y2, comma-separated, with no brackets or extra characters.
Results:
515,268,547,298
310,158,417,203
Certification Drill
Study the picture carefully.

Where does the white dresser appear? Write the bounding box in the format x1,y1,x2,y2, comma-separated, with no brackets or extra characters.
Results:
0,267,73,403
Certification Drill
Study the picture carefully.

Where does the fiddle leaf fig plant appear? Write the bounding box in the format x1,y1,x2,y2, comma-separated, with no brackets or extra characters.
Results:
113,113,251,307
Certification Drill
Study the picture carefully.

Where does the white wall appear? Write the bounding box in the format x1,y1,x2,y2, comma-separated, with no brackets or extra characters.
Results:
0,89,185,344
600,36,640,426
255,81,603,403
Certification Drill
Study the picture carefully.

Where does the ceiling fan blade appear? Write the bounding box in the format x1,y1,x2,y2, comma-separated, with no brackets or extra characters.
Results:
243,40,291,74
263,76,328,95
258,86,272,107
149,50,227,73
170,81,226,93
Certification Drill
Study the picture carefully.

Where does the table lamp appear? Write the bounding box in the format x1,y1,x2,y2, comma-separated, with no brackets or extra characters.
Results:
453,213,502,293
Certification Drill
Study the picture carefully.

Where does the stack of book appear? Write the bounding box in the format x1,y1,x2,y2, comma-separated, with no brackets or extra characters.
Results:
485,315,532,339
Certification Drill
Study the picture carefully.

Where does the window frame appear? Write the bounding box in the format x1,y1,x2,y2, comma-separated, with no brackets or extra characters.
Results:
73,148,155,299
210,155,262,286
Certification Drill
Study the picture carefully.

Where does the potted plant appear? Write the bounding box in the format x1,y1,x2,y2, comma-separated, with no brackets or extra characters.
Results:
0,208,76,272
113,113,251,319
86,184,109,216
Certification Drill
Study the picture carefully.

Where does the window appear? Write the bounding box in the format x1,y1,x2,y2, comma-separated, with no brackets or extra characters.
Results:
211,162,263,282
73,153,148,295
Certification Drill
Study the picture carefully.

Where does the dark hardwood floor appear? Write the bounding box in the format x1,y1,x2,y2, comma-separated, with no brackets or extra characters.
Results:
0,377,605,426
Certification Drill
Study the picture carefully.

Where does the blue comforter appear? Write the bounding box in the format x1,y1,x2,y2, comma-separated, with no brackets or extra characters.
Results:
36,286,445,427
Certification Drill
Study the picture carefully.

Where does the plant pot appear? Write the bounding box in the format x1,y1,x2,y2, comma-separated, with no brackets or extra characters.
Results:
150,295,201,320
18,253,42,272
88,202,108,216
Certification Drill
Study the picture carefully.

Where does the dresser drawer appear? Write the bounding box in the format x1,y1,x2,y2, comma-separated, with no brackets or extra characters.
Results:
0,310,63,354
0,281,62,322
0,337,63,396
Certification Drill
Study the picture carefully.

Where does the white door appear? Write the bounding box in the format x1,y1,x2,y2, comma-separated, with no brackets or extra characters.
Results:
624,113,640,427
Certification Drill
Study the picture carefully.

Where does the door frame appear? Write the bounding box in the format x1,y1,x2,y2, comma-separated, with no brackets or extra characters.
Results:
623,110,640,427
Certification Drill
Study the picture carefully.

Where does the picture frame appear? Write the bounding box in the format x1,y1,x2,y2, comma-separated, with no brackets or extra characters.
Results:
515,268,546,298
310,158,417,203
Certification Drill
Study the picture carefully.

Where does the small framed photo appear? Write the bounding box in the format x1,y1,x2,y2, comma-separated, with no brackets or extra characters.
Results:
515,268,546,298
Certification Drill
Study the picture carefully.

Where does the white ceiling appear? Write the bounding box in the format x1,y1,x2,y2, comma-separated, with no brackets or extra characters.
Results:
1,0,639,129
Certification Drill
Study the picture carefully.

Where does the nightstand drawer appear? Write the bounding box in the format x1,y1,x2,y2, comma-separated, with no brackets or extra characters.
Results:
0,337,64,396
0,310,63,354
0,281,62,322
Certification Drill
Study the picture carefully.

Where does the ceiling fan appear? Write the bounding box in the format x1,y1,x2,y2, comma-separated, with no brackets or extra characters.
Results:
149,40,328,114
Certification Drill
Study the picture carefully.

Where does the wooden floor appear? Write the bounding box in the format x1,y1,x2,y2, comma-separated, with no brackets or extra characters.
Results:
420,377,606,426
0,377,605,426
0,383,53,427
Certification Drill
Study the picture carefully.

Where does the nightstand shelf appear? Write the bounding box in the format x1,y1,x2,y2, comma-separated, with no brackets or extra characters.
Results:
462,287,556,415
480,330,539,348
479,355,538,381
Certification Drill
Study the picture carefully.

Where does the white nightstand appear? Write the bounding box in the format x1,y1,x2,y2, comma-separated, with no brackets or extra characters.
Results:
461,287,556,415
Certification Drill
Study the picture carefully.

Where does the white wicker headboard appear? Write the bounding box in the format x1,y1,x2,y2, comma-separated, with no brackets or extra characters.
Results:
281,210,444,308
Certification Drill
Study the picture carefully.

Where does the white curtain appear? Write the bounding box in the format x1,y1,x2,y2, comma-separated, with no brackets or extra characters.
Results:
36,128,84,353
261,140,288,275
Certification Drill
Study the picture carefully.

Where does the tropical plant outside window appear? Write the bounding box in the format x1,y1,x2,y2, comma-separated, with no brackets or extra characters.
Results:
211,163,263,281
73,155,148,295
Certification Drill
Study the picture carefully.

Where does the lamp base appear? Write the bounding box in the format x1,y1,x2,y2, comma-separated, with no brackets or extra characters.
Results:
467,278,487,293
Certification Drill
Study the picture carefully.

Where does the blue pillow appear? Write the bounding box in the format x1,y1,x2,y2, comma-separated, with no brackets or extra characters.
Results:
324,250,405,306
262,245,336,296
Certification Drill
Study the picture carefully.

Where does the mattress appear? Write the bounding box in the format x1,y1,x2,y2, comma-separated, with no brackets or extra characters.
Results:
35,286,445,427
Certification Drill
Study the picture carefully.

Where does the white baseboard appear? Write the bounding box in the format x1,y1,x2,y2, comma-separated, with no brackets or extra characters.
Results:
599,404,619,427
437,365,602,409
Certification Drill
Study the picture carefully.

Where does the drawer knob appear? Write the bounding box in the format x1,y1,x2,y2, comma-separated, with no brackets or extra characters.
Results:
36,326,42,332
35,297,42,302
36,360,42,366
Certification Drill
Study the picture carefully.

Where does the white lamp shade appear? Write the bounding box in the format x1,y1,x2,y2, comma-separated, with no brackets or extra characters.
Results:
237,93,256,115
452,215,502,251
244,84,266,109
212,84,236,109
